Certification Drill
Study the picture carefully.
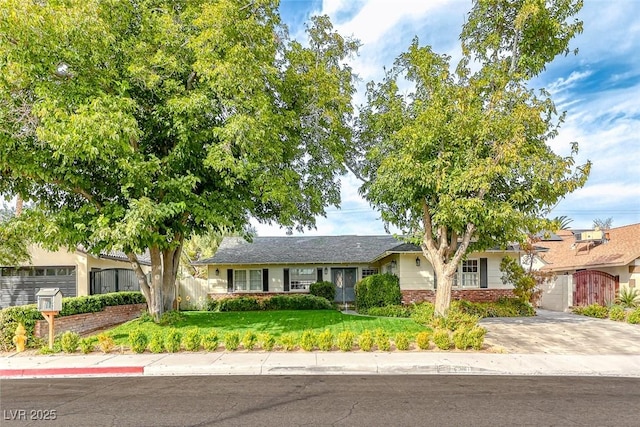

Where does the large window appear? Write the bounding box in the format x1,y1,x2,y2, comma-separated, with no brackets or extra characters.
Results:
234,269,262,291
460,259,479,288
290,268,315,291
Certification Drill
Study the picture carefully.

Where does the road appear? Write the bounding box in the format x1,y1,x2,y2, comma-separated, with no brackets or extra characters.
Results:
2,375,639,426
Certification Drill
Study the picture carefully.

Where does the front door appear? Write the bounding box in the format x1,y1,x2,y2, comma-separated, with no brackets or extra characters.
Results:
332,268,357,304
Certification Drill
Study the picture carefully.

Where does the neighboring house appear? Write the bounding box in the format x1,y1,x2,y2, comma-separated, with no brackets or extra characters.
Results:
537,223,640,310
0,245,151,308
196,236,519,305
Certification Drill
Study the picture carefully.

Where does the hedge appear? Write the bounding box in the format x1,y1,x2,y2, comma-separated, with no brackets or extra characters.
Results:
207,294,334,312
309,281,335,302
354,273,401,311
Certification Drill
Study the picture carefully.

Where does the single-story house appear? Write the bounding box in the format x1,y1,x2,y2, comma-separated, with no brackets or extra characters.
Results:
196,235,519,304
0,245,151,308
537,223,640,310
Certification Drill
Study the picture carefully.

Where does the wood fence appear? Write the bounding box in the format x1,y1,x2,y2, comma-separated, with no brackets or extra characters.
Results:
177,277,210,310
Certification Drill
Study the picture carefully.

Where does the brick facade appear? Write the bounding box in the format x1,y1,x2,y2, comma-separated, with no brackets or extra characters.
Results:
401,289,515,305
34,303,147,338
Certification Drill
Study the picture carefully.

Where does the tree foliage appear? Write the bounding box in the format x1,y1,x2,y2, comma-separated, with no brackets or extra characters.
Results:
0,202,31,266
0,0,358,319
353,0,590,316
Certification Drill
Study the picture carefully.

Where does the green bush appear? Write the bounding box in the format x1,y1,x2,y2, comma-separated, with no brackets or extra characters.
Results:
224,331,240,351
573,303,609,319
468,327,486,350
394,332,410,351
317,329,334,351
159,310,186,326
79,337,96,354
260,332,275,351
263,295,334,310
616,287,640,308
202,330,220,351
241,331,258,351
149,332,164,353
416,331,431,350
164,329,182,353
433,329,451,350
97,333,115,354
300,330,317,351
336,330,354,352
279,333,297,351
128,329,149,353
60,331,80,353
364,305,412,318
410,302,435,325
182,328,202,351
374,328,391,351
430,307,480,331
354,273,402,312
217,297,263,312
627,308,640,324
608,305,627,322
310,281,335,302
358,330,373,352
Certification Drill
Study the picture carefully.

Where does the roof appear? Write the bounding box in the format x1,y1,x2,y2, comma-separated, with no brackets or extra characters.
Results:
539,223,640,272
77,246,152,266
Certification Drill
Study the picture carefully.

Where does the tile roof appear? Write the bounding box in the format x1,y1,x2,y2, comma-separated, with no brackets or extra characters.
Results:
539,223,640,272
77,245,152,266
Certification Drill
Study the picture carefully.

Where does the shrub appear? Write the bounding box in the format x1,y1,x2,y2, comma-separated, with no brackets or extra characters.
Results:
0,305,43,351
394,332,410,351
279,333,297,351
354,273,402,312
358,330,373,352
241,331,258,351
260,333,275,351
452,327,479,350
608,305,627,322
263,295,334,311
300,330,317,351
164,329,182,353
310,281,335,302
416,331,431,350
433,329,451,350
217,297,262,312
468,326,486,350
128,329,149,353
627,308,640,324
410,302,435,326
573,303,608,319
616,287,640,308
149,332,165,353
365,305,412,318
202,330,220,351
97,333,115,354
374,328,391,351
182,328,202,351
60,331,80,354
158,310,186,326
318,329,334,351
336,330,354,352
79,337,96,354
431,307,480,331
224,331,240,351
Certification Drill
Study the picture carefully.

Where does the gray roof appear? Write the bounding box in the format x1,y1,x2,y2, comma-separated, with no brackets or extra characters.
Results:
199,235,415,265
77,245,152,266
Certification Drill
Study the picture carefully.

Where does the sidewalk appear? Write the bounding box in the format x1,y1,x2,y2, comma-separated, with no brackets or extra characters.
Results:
3,351,640,379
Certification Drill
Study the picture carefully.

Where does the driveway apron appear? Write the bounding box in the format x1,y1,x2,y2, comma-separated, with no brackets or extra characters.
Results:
479,309,640,355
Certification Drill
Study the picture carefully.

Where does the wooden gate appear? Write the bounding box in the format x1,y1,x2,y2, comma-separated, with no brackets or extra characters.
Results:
573,270,619,306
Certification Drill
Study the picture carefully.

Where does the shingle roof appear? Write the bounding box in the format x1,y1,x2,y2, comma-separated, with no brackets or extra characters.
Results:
198,235,408,265
77,245,152,266
539,223,640,272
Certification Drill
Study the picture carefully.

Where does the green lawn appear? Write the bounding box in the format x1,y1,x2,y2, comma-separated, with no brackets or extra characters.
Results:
105,310,428,345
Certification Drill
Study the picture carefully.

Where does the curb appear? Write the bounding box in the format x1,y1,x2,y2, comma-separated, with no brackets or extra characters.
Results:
0,366,144,378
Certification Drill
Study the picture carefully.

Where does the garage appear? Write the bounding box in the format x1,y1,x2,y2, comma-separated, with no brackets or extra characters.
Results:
0,267,76,309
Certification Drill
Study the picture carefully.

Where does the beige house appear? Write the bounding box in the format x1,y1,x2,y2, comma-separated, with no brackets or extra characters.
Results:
537,223,640,310
0,245,150,308
196,236,518,304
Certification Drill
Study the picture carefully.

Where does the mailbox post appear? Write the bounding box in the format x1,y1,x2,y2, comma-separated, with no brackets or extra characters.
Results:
36,288,63,349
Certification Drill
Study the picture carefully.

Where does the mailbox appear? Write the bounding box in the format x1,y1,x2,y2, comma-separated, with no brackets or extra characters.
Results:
36,288,63,312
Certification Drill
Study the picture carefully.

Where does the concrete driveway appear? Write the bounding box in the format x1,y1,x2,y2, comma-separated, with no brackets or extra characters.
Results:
479,309,640,355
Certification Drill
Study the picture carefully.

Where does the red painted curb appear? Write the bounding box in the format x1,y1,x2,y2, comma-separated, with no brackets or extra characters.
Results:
0,366,144,377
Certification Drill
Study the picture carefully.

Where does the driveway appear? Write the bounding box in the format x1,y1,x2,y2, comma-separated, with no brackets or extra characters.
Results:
479,309,640,355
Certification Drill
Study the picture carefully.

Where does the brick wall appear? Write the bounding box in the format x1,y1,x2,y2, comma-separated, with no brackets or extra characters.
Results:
34,303,147,338
401,289,515,305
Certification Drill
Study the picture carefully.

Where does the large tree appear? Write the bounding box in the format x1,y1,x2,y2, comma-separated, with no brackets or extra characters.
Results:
353,0,591,316
0,0,358,319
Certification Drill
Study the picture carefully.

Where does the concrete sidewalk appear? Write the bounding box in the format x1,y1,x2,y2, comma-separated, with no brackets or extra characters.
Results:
2,351,640,379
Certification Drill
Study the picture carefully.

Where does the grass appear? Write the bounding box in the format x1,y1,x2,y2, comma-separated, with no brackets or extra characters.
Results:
104,310,429,346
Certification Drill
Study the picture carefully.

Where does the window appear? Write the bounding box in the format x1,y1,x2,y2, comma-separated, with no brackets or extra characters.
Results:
460,259,479,288
234,269,262,291
361,268,378,279
290,268,315,291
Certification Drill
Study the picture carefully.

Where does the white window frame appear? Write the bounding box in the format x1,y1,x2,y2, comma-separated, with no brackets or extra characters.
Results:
289,268,315,292
361,268,378,279
234,269,262,292
460,259,479,288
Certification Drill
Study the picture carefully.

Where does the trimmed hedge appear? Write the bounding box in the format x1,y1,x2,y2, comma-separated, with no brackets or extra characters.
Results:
310,281,335,302
454,297,535,318
354,273,401,311
207,294,334,312
0,291,146,351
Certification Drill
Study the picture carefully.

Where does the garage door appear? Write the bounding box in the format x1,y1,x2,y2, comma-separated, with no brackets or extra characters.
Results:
0,267,77,309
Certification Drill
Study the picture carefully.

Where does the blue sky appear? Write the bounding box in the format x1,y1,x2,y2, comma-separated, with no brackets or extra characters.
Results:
253,0,640,236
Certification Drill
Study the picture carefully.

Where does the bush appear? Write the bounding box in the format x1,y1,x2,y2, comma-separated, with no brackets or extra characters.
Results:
263,295,334,311
468,326,486,350
452,326,486,350
279,333,297,351
300,330,317,351
364,305,412,318
310,281,335,302
317,329,334,351
374,328,391,351
79,337,96,354
217,297,263,312
616,287,640,308
411,302,435,325
354,273,402,312
573,303,609,319
430,307,480,331
336,330,354,352
394,332,410,351
260,333,275,351
149,332,164,353
608,305,627,322
159,310,186,326
128,329,149,353
358,330,373,352
202,330,220,351
416,331,431,350
97,333,115,354
224,331,240,351
182,328,202,351
60,331,80,353
164,329,182,353
241,331,258,351
627,308,640,324
433,329,451,350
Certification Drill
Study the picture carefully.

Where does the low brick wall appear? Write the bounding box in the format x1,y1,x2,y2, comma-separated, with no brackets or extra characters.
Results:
402,289,516,305
34,303,147,338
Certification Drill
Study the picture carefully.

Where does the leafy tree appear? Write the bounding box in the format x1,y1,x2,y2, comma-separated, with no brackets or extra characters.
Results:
0,0,358,319
352,0,590,316
0,202,31,266
592,217,613,230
